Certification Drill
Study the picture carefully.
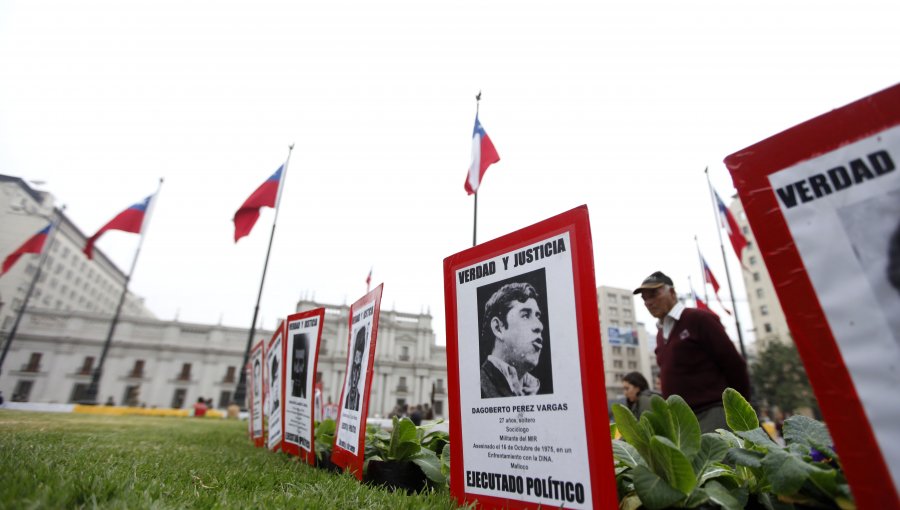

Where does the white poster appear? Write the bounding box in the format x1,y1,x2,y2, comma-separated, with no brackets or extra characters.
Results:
455,233,592,508
266,331,284,450
334,303,375,455
768,126,900,488
284,315,321,453
250,346,264,440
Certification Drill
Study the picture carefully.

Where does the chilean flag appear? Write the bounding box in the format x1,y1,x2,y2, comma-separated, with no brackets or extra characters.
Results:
690,283,718,319
699,251,732,315
714,189,748,261
84,196,153,260
463,114,500,195
1,224,51,276
234,165,283,243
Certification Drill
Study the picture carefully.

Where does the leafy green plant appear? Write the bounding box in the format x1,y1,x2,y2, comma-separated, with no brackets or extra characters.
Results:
314,418,337,463
365,417,450,487
611,389,855,510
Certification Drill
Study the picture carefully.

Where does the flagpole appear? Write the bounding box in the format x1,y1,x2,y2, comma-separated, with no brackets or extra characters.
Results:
0,206,66,377
687,275,697,307
84,179,163,404
233,144,294,409
694,235,710,304
472,91,481,247
705,167,747,359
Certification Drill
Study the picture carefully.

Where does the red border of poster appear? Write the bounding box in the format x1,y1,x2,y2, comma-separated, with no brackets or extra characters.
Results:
724,83,900,509
267,321,285,452
249,339,266,448
330,284,384,479
443,205,616,509
282,307,326,465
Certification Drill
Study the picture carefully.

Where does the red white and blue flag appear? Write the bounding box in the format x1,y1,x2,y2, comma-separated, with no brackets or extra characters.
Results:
84,195,153,260
714,189,748,261
690,282,718,318
463,115,500,195
698,250,732,315
234,165,283,242
1,224,51,276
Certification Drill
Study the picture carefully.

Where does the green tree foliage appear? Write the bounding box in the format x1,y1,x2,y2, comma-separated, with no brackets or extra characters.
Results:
751,342,819,415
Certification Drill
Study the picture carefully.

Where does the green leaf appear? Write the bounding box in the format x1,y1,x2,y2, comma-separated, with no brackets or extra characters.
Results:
756,492,796,510
613,403,651,458
612,440,646,469
649,436,697,495
645,395,675,439
692,434,729,477
807,464,838,497
388,417,419,459
610,422,618,440
736,428,781,450
783,415,837,460
411,448,445,485
682,487,710,507
631,465,685,510
725,447,764,468
761,448,813,495
697,463,735,486
440,444,451,479
723,388,758,432
667,395,701,457
705,480,743,510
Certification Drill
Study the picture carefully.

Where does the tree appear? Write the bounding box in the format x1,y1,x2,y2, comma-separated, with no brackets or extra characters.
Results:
751,342,819,416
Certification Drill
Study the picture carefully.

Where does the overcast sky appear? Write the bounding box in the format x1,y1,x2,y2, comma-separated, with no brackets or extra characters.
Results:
1,0,897,346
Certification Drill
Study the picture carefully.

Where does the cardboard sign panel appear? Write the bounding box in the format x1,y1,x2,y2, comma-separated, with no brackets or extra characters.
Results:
724,83,900,508
249,340,265,447
331,284,384,479
266,323,285,452
283,308,325,465
443,206,616,509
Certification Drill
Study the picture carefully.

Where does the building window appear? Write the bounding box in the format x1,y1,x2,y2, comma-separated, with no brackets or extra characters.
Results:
626,347,636,356
613,360,623,368
764,323,773,333
171,389,187,409
178,363,191,381
628,361,637,369
223,366,236,383
760,305,769,316
609,306,618,315
397,376,408,392
623,308,632,318
755,288,764,298
13,380,34,402
435,378,444,392
400,346,410,361
433,401,443,416
70,383,91,403
753,272,760,282
612,346,622,355
218,391,232,409
24,353,42,372
123,385,140,407
79,356,95,375
130,360,145,378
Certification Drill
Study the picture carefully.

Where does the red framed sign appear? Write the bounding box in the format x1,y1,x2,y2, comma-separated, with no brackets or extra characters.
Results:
331,284,385,479
266,322,285,452
249,339,266,447
282,307,326,465
443,206,616,509
724,83,900,508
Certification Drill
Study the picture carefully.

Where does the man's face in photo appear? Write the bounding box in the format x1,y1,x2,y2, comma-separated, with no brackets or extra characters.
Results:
494,297,544,373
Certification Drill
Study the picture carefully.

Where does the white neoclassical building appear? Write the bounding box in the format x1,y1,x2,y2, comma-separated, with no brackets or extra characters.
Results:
0,298,448,418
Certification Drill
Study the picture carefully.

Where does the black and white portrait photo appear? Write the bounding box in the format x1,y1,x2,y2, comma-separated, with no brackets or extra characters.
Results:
344,326,366,411
270,352,280,412
477,268,553,398
253,358,261,398
291,333,309,399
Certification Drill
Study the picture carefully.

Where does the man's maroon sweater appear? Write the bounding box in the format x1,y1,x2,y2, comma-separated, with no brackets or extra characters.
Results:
655,307,751,412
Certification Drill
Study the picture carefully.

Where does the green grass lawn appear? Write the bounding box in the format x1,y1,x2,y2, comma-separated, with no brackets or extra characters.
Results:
0,411,464,509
